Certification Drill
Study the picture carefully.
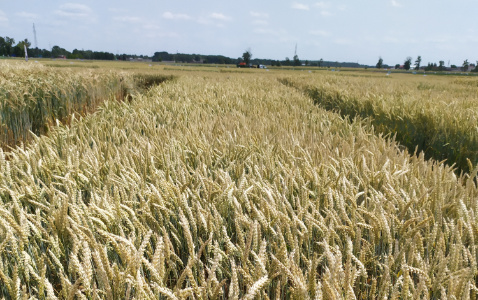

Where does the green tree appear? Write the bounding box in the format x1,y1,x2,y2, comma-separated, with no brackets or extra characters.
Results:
284,57,290,66
395,64,400,69
242,49,252,65
51,45,70,58
0,37,5,56
0,36,15,56
438,61,445,71
404,57,412,70
415,56,421,70
462,59,469,71
376,57,383,69
293,54,301,66
318,58,323,67
13,39,31,57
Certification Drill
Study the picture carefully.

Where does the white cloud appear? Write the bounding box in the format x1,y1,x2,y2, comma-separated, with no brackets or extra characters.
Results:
15,12,38,20
0,10,8,22
291,2,310,10
310,30,331,37
197,12,231,27
250,11,269,18
209,13,231,21
162,12,192,20
320,11,333,16
391,0,401,7
55,3,92,18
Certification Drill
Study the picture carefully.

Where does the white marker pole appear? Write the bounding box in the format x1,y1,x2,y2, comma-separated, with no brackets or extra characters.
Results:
24,44,28,62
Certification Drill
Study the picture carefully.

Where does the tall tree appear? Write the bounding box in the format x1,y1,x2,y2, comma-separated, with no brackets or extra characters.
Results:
462,59,469,72
318,58,323,67
404,57,412,70
242,49,252,65
51,45,70,58
415,56,421,70
376,57,383,69
293,54,301,66
438,61,445,71
0,36,15,56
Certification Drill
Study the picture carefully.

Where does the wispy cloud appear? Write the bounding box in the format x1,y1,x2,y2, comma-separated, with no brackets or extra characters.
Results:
55,3,92,18
0,10,8,22
320,11,333,16
162,12,192,20
197,12,232,27
250,11,269,18
391,0,401,7
291,2,310,10
209,13,231,21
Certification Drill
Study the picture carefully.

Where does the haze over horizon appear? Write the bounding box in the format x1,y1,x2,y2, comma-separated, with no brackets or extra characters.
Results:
1,0,477,66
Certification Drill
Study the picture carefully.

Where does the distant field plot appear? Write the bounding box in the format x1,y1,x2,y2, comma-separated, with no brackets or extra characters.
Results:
0,61,173,148
0,62,477,299
280,72,478,173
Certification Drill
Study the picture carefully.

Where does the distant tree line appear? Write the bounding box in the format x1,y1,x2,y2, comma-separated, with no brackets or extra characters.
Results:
0,35,148,61
152,51,235,64
5,35,476,71
388,56,478,72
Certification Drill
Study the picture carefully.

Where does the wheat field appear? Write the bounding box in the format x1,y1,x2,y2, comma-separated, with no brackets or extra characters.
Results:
0,63,477,299
279,72,478,174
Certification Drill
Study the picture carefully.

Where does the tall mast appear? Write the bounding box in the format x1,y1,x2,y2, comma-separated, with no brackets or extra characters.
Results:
33,23,38,49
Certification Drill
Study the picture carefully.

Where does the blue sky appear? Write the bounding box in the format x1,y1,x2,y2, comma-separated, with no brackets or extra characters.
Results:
1,0,477,65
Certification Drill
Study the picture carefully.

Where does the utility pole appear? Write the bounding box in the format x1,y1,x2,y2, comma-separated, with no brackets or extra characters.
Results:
33,23,38,49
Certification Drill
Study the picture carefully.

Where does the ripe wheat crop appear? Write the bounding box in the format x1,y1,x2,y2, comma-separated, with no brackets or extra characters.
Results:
280,73,478,174
0,66,477,299
0,62,174,149
0,62,134,147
